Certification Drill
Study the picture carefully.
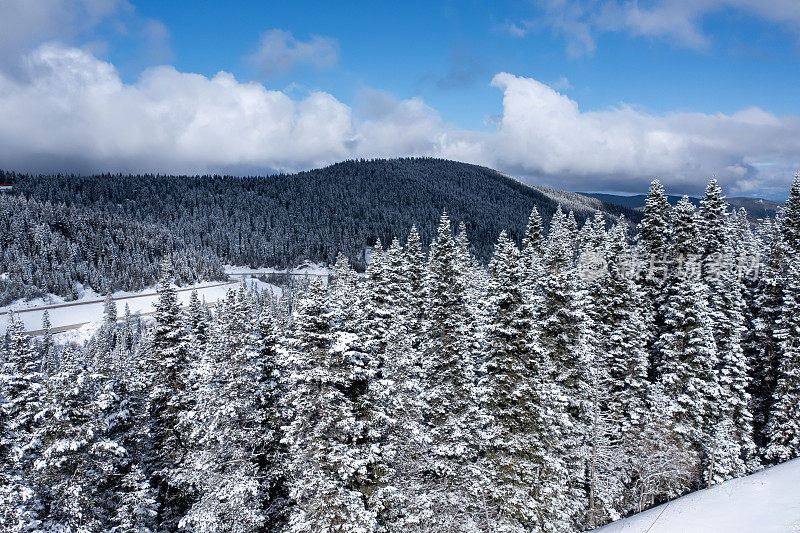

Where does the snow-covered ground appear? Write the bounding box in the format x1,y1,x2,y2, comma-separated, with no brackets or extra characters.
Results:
224,262,331,277
0,276,279,339
594,458,800,533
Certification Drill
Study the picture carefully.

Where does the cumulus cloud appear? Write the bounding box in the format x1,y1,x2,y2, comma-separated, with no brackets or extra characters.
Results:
525,0,800,57
0,44,799,197
450,73,800,196
0,44,354,174
246,29,339,78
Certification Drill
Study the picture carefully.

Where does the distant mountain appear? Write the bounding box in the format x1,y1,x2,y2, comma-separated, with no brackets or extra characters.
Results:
581,192,782,219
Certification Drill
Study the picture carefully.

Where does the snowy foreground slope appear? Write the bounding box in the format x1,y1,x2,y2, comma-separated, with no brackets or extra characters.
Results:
594,459,800,533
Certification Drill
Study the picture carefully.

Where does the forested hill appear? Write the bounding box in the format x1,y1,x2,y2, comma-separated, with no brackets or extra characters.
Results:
2,158,640,274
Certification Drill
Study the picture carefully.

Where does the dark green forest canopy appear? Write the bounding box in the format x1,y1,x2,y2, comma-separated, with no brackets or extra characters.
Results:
1,158,641,270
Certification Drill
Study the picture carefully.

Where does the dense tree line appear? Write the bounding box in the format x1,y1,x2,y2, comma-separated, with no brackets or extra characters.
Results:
0,193,224,306
2,177,799,532
0,159,640,303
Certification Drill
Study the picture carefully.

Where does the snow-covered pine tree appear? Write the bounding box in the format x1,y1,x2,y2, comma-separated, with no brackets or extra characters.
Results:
364,289,429,531
420,212,483,528
638,180,672,260
39,310,55,377
591,221,649,438
749,223,786,448
699,179,756,477
538,206,592,527
656,197,721,484
764,257,800,463
781,174,800,256
636,180,673,378
186,288,208,347
33,345,134,531
481,231,571,532
330,253,362,335
522,206,544,274
0,312,43,531
283,279,376,532
363,238,391,365
404,225,427,347
143,261,195,528
255,296,290,529
183,286,271,532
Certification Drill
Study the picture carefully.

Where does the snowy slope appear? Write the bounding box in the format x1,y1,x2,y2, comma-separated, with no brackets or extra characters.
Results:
594,459,800,533
0,276,279,336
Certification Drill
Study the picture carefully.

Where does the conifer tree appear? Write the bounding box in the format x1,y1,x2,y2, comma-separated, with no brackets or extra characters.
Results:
656,277,721,475
522,206,544,272
420,212,482,528
750,224,786,447
0,312,43,531
186,288,208,347
183,287,270,532
781,174,800,255
481,231,571,532
283,279,375,532
764,258,800,463
592,222,649,436
538,207,592,526
638,179,672,260
33,347,132,531
144,262,195,528
404,225,427,343
699,179,756,476
40,310,55,376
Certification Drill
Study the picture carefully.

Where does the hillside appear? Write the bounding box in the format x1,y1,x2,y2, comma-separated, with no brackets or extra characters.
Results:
582,192,782,218
594,459,800,533
0,159,641,302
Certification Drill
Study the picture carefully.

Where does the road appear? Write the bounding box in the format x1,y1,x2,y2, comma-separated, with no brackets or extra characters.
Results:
0,280,238,318
4,271,328,335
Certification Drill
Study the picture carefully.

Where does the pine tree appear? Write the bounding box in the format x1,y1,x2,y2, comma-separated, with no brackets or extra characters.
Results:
638,179,672,260
183,287,270,532
764,258,800,463
283,279,375,531
781,174,800,256
420,212,483,528
589,222,649,436
40,310,55,377
481,231,571,532
699,179,756,477
656,276,721,477
538,207,592,526
522,206,544,273
33,346,130,531
186,288,208,347
749,223,786,448
0,312,43,531
143,262,195,528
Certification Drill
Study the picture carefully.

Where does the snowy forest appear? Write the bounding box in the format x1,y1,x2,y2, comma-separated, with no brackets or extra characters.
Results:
0,159,640,306
2,175,800,532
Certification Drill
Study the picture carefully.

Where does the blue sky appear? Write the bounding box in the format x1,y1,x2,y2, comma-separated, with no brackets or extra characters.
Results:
0,0,799,198
109,0,800,127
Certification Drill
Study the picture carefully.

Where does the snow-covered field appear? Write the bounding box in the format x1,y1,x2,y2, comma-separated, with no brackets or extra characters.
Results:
0,275,280,339
594,458,800,533
224,262,332,277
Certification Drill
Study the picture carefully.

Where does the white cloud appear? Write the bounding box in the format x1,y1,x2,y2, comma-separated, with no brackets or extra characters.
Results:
0,44,799,197
246,29,339,78
0,44,354,174
528,0,800,57
445,73,800,196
